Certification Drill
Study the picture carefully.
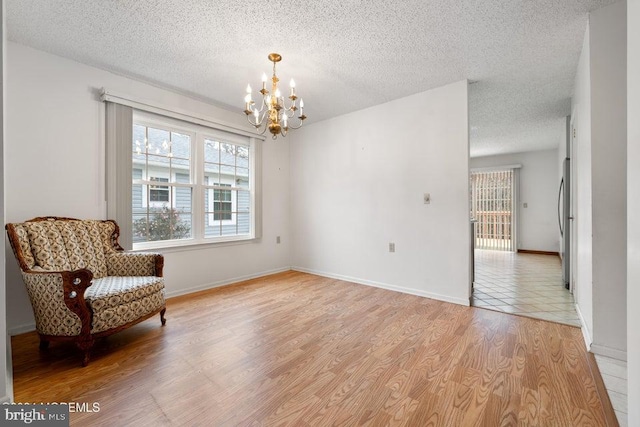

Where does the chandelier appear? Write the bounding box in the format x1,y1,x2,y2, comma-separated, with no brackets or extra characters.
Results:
243,53,306,139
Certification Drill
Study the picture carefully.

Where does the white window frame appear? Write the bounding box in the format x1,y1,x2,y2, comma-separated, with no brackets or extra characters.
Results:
131,111,260,250
104,90,263,251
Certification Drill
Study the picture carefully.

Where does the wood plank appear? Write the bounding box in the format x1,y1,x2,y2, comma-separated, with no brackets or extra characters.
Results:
11,271,613,426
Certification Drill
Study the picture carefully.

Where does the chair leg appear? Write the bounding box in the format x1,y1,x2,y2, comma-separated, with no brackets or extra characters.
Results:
76,337,94,367
81,351,91,367
39,338,49,350
160,308,167,326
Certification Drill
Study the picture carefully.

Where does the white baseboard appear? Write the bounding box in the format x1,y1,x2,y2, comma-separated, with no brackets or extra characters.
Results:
575,303,592,351
574,303,627,361
591,344,627,362
8,267,293,336
8,323,35,336
164,267,292,299
291,266,469,306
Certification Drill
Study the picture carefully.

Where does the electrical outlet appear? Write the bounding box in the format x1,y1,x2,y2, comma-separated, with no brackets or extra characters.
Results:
276,236,281,244
423,193,431,204
389,242,395,253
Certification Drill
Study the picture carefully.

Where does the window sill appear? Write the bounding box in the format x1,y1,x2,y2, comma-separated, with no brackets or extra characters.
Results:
132,235,259,254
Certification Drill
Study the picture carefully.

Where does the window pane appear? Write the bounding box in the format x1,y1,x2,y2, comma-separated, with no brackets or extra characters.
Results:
204,164,220,185
204,139,220,163
204,221,221,238
237,212,250,235
237,190,250,212
132,186,192,243
236,146,249,168
171,132,191,170
174,186,192,213
236,167,249,189
174,212,192,239
219,143,235,166
133,125,146,162
221,164,234,176
221,213,238,236
148,128,170,156
132,213,148,243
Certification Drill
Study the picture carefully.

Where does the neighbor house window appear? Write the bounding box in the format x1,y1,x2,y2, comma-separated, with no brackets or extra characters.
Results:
213,184,232,221
149,177,169,202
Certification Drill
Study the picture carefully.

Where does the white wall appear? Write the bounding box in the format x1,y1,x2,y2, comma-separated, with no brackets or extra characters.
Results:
572,2,627,359
470,149,560,253
0,0,11,404
627,0,639,423
589,1,627,360
572,25,594,343
290,80,470,305
5,43,291,333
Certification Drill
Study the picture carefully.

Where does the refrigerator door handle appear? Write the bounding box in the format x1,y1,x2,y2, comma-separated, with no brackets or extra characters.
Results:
558,177,564,237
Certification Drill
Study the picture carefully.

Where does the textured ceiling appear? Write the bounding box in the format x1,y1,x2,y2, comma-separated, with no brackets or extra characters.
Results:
6,0,614,157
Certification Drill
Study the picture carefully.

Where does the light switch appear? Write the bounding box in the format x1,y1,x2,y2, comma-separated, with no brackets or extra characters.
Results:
423,193,431,204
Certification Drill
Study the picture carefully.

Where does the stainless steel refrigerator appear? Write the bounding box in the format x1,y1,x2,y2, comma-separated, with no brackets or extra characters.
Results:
558,157,570,290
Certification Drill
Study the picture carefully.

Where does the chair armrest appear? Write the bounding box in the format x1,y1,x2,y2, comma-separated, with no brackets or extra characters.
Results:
106,252,164,277
22,269,94,337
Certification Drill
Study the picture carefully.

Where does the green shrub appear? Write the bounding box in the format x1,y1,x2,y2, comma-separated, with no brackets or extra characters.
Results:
133,206,190,241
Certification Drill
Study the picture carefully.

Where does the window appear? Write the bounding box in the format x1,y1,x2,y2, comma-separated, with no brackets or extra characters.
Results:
149,177,169,202
213,184,232,221
128,111,259,249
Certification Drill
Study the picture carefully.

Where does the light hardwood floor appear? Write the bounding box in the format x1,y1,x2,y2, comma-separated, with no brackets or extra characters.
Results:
11,271,616,426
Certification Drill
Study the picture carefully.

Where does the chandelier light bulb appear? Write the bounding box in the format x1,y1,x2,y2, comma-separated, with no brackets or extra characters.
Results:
246,84,252,94
275,88,281,98
244,93,251,103
262,73,267,82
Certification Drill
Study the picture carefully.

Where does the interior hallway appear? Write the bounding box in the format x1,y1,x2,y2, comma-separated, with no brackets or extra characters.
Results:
471,250,580,327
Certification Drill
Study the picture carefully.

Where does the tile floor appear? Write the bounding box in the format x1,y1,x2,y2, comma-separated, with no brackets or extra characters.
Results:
595,354,628,427
472,249,581,327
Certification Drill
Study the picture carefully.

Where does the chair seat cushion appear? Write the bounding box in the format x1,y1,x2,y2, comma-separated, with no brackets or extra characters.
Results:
85,276,165,334
85,276,164,312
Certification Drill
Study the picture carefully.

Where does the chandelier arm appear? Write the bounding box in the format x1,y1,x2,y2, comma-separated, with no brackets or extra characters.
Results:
283,97,300,114
287,120,305,130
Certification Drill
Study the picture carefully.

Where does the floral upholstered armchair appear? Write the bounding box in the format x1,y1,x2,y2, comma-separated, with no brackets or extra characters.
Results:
5,217,166,366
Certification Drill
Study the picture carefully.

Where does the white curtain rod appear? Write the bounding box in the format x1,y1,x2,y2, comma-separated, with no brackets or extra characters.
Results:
471,164,522,172
100,88,266,141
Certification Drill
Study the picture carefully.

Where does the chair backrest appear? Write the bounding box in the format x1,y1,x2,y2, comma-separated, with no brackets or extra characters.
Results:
6,217,122,279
